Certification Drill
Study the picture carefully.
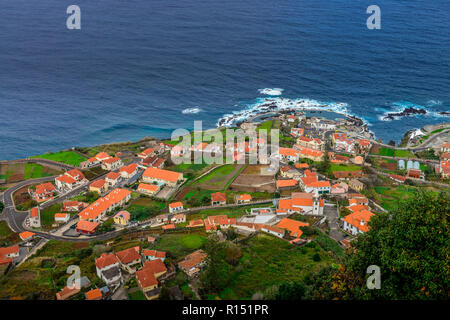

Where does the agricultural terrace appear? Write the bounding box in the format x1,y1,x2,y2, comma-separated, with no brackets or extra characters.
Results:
31,151,86,167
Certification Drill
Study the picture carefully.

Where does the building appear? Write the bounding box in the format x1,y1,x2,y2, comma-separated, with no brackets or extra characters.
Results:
78,188,131,222
115,246,141,273
29,207,41,228
277,192,324,216
142,167,183,187
348,179,365,192
95,253,122,286
438,161,450,179
296,136,324,150
235,194,252,204
19,231,35,241
120,163,138,179
56,286,80,300
407,169,425,181
276,218,309,239
168,202,184,214
260,225,285,238
294,145,324,161
276,179,298,189
138,148,155,159
54,213,70,223
343,210,374,235
280,166,302,179
178,250,207,277
142,249,166,262
76,220,99,235
357,139,372,153
171,213,186,224
55,169,87,191
137,183,160,195
290,127,304,138
188,219,204,228
101,157,123,171
0,245,19,265
333,170,363,180
211,192,226,206
85,289,102,300
304,180,331,195
63,200,88,212
279,147,300,162
105,171,121,187
332,133,355,153
89,179,108,194
389,174,406,184
32,182,56,202
136,259,167,300
441,142,450,153
348,197,369,207
113,210,130,226
331,182,348,195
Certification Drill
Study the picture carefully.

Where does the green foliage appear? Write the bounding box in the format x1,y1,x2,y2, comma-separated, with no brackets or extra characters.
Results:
275,281,306,300
0,201,4,213
309,191,450,300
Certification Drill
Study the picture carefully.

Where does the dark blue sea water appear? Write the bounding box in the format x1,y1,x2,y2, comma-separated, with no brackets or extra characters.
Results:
0,0,449,160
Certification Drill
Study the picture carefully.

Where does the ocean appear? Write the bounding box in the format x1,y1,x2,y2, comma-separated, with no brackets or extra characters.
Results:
0,0,449,160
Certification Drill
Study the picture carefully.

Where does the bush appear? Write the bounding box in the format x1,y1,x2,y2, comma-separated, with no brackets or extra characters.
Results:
312,253,321,262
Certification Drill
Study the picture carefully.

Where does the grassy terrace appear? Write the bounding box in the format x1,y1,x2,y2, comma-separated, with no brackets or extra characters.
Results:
31,151,87,167
153,232,207,259
329,164,361,172
370,147,415,158
213,233,336,300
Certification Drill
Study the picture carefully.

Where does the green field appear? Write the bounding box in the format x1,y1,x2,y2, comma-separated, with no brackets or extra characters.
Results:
39,203,63,228
371,185,436,211
127,290,146,300
257,121,273,133
127,197,167,221
378,148,395,157
394,149,415,158
329,164,361,172
154,233,206,259
24,163,56,179
215,233,334,299
31,151,87,167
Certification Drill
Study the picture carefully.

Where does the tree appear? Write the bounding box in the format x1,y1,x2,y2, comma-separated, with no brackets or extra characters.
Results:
275,281,306,300
308,191,450,299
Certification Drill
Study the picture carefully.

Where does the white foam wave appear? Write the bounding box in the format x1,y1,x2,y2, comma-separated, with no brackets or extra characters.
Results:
182,107,202,114
258,88,284,96
216,97,349,127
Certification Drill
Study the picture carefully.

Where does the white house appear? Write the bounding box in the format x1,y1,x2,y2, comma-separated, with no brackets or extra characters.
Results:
168,202,184,214
95,253,122,286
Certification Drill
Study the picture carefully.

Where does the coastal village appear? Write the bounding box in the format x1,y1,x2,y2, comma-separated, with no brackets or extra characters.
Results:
0,111,449,300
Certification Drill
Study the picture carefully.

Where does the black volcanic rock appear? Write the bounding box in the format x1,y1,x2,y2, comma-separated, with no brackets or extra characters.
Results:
383,107,427,120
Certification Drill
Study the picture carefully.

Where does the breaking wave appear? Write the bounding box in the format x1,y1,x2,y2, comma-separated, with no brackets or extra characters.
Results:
182,107,202,114
258,88,284,96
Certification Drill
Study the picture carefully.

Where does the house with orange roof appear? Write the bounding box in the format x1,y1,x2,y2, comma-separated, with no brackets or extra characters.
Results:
55,174,77,191
171,213,186,224
101,157,123,171
120,163,138,179
32,182,55,202
333,170,363,180
135,267,160,299
0,245,19,265
293,145,324,161
343,210,374,235
295,162,309,169
178,250,207,277
346,204,370,213
296,136,324,150
63,200,88,212
54,213,70,223
89,179,108,194
113,210,130,226
115,246,141,273
29,207,41,228
85,288,102,300
276,218,309,239
95,253,122,285
142,249,166,262
162,224,176,230
142,167,183,187
261,225,285,238
66,169,86,182
290,127,304,138
168,201,184,214
19,231,35,241
440,142,450,153
299,175,318,188
78,188,131,222
76,220,99,235
440,152,450,161
278,192,324,216
438,160,450,179
105,171,121,187
357,139,372,153
280,165,301,179
137,183,160,195
235,194,252,204
56,285,80,300
279,147,300,162
407,168,425,181
138,147,155,159
348,197,369,207
188,219,204,228
276,179,298,189
80,156,101,169
351,155,364,165
211,192,226,206
304,180,331,195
